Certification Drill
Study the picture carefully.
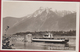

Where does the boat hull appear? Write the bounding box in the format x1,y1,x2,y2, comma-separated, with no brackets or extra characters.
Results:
32,39,69,43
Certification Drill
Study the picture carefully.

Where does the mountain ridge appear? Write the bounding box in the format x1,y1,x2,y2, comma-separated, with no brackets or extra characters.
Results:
3,7,76,34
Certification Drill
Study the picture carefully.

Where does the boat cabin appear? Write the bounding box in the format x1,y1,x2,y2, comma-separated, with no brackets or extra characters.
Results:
43,33,53,38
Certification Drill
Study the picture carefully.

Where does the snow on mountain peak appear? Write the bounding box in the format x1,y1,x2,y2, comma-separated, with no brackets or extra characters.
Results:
32,7,51,17
45,7,50,13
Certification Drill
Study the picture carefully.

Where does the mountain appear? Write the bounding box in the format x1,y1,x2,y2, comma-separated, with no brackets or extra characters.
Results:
54,10,73,17
3,17,22,34
3,7,76,34
58,13,76,31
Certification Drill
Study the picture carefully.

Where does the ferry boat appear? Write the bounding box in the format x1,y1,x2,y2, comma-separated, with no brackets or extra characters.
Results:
32,33,69,43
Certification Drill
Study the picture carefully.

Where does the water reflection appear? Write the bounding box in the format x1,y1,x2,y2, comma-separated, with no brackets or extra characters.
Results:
11,38,76,50
24,42,75,50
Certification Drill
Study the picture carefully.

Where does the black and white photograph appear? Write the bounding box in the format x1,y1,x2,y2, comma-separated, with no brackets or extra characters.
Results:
2,1,79,51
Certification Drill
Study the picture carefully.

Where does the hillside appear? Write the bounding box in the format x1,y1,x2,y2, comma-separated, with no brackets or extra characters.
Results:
3,7,76,34
3,17,22,34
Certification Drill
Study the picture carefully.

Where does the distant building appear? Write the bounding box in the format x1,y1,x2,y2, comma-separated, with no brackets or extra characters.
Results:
11,33,32,43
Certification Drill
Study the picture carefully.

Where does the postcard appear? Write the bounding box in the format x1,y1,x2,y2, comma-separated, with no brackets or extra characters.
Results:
1,1,79,52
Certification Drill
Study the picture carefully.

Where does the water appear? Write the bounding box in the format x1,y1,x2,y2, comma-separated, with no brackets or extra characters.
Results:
11,37,76,50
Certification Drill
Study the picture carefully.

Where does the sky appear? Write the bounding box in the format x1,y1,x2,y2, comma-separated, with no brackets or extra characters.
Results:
3,1,77,18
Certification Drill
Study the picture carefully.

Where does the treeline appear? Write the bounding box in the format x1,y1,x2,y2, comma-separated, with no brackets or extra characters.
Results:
14,30,76,36
33,30,76,36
